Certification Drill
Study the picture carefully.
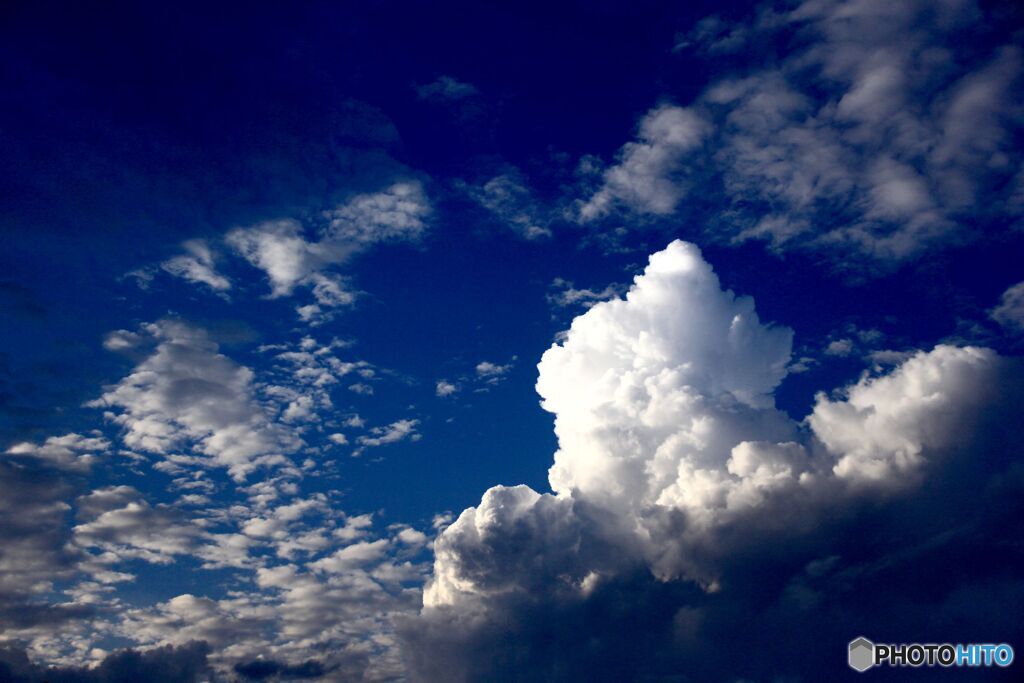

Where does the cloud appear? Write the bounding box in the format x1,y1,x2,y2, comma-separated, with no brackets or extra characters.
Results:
464,170,552,240
474,360,514,385
0,452,84,604
73,499,204,566
0,640,212,683
415,75,479,101
580,0,1024,270
226,181,430,314
88,320,302,480
356,419,421,453
160,239,231,293
435,380,458,397
823,338,853,357
546,277,626,310
579,105,710,221
5,433,109,472
991,281,1024,332
400,240,1024,680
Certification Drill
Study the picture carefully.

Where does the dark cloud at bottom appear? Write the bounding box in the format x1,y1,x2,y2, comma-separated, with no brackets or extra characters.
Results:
399,367,1024,682
401,494,1024,682
0,642,210,683
233,658,327,680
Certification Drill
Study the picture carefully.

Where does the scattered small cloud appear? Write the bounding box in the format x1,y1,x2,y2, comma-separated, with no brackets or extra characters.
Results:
991,281,1024,333
415,75,479,101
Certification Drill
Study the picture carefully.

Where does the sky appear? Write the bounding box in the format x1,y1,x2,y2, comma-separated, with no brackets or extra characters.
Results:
1,0,1023,681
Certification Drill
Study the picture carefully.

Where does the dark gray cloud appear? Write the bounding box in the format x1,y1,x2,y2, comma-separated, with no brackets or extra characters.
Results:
0,641,210,683
234,657,327,680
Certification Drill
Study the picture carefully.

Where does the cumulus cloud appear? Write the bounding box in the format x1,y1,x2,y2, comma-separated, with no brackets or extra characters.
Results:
160,239,231,293
402,241,1024,680
580,0,1024,269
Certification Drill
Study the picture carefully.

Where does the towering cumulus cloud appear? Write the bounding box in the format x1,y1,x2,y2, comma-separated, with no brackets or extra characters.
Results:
402,241,1024,681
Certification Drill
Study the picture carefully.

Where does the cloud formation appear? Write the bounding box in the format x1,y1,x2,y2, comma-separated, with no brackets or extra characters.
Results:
160,240,231,293
223,181,429,320
580,0,1024,270
402,241,1024,680
991,281,1024,333
89,321,301,481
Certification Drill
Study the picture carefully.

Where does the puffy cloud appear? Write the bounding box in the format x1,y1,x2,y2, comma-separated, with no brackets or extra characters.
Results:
160,239,231,293
402,241,1024,680
991,281,1024,332
73,500,204,566
4,433,108,472
811,345,1002,486
581,0,1024,269
435,380,458,397
88,320,301,480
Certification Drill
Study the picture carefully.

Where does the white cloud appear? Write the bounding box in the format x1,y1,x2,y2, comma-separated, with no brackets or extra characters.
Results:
5,433,109,472
226,219,341,298
475,359,514,385
324,181,430,244
88,320,301,481
422,241,1010,615
580,1,1024,268
226,182,429,315
579,105,710,221
547,277,626,309
824,338,854,357
809,345,1001,486
161,239,231,293
991,281,1024,332
435,380,458,397
73,500,204,566
356,419,421,452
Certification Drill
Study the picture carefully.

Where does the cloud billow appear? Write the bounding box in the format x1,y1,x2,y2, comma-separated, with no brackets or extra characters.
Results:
400,241,1024,681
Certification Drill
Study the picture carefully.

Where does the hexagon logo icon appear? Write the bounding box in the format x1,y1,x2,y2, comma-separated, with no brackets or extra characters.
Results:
848,637,874,672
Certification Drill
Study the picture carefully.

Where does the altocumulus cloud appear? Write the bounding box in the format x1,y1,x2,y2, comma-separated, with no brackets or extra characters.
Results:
580,0,1024,272
399,241,1024,682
